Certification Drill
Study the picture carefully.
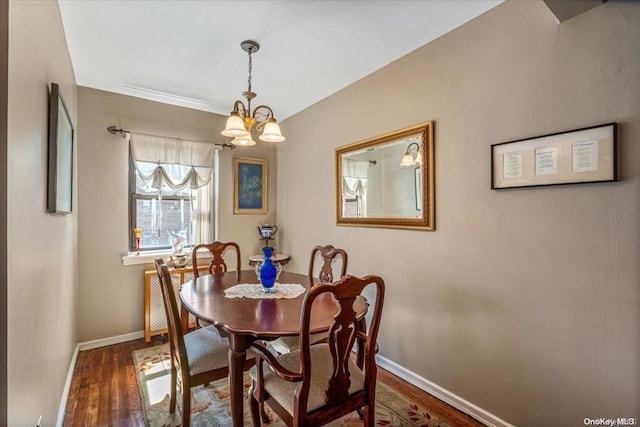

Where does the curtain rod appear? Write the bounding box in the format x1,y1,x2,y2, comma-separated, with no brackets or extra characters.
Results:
107,125,236,150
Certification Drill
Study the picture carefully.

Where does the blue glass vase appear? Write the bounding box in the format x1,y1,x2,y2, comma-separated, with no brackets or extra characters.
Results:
255,246,279,293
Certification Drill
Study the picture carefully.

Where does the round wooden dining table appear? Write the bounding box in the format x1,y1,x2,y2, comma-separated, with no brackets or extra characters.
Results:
179,269,368,427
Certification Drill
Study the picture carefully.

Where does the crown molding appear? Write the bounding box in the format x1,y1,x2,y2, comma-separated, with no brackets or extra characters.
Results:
77,79,229,115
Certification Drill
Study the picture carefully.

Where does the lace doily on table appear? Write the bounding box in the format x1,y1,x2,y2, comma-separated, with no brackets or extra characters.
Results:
224,283,306,299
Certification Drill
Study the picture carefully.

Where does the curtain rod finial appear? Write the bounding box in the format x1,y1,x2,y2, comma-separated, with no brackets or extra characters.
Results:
107,126,125,135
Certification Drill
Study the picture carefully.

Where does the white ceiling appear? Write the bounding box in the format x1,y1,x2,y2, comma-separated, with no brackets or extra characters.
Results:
58,0,502,121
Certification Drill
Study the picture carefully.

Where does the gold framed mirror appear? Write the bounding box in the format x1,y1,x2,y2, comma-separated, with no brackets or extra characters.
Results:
336,121,434,230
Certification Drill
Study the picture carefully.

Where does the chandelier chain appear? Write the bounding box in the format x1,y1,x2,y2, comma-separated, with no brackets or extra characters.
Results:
247,48,253,95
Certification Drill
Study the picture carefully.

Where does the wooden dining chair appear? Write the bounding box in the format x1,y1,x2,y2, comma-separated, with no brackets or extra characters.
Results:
307,244,348,283
191,241,242,279
270,244,349,355
154,258,252,426
191,241,242,280
190,241,241,327
249,274,385,427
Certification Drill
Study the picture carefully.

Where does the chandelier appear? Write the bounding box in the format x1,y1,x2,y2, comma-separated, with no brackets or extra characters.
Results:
400,141,422,167
221,40,285,146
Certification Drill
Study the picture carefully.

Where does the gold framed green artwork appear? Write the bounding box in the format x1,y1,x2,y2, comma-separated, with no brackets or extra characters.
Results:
233,157,267,214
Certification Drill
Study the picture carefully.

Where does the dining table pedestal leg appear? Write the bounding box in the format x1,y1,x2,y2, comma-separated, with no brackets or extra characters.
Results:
228,334,248,427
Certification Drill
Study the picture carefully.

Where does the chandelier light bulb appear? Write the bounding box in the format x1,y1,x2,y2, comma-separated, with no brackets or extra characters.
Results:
259,119,285,142
221,113,249,137
400,151,416,167
231,135,256,146
400,141,422,166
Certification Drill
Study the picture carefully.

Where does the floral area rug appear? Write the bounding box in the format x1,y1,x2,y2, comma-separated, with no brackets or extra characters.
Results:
133,344,452,427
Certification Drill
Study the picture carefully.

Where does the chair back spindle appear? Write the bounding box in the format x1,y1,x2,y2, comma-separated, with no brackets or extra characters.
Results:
308,244,348,283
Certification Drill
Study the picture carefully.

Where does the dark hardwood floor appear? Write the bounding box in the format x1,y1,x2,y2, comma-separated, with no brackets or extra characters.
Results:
63,336,484,426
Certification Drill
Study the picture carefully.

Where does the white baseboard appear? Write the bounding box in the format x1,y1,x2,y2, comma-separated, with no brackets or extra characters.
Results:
376,355,514,427
56,344,79,427
77,330,144,351
59,333,510,427
56,330,146,426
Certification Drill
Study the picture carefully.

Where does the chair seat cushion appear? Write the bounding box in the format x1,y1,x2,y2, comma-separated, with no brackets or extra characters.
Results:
184,326,230,375
249,343,364,415
269,332,328,354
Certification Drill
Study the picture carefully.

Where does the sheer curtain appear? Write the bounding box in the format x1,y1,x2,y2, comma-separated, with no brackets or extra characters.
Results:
342,159,369,216
195,163,216,244
130,133,217,245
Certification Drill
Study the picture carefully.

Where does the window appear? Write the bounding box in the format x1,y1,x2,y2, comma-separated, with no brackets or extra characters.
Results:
129,168,201,251
127,133,217,253
343,196,359,217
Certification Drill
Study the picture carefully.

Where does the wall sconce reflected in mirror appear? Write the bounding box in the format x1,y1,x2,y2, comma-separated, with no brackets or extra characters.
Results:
400,142,422,167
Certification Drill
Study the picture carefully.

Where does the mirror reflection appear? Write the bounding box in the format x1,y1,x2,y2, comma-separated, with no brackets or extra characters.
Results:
336,122,434,230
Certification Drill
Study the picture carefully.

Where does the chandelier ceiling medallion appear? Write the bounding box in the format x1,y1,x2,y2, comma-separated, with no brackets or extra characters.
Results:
221,40,285,147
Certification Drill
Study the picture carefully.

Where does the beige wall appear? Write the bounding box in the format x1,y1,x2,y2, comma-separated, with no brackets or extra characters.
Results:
277,1,640,425
7,1,78,425
0,1,8,424
4,0,636,424
77,87,277,342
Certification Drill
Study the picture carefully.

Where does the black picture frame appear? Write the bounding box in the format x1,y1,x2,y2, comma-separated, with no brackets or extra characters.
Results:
491,123,617,190
47,82,74,214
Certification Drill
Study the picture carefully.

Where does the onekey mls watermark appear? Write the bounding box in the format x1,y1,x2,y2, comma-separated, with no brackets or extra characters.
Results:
584,418,637,426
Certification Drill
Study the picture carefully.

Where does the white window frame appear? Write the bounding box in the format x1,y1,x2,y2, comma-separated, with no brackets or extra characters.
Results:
122,148,219,266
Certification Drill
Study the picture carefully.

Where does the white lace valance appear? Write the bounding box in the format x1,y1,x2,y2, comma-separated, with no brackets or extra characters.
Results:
130,132,215,190
342,159,369,202
342,177,367,198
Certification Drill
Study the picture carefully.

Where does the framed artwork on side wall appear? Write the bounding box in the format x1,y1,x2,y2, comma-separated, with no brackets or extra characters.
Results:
47,82,74,214
233,157,267,214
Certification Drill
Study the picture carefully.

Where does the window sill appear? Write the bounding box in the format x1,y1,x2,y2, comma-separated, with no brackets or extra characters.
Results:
122,249,175,266
122,249,211,266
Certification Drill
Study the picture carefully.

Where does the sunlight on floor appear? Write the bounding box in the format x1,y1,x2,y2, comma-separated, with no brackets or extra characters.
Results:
143,358,172,405
145,373,171,405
